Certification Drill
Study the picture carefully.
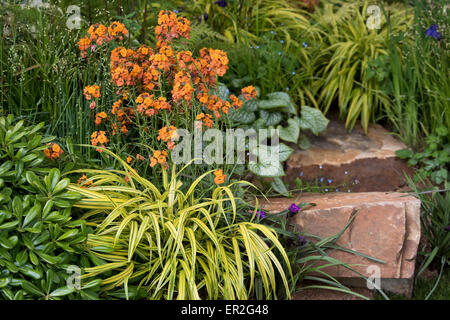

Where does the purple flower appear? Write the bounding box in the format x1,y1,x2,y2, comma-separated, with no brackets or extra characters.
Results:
298,235,307,246
425,25,442,41
289,203,300,214
256,209,266,220
215,0,228,7
445,225,450,232
204,12,208,21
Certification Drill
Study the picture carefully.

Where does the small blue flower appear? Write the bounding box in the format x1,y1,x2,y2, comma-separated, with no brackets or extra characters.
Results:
270,30,275,34
336,189,339,192
319,165,323,169
347,189,351,193
298,235,307,246
286,87,289,91
280,40,284,44
289,203,300,215
324,188,328,192
344,171,348,175
250,45,254,49
215,0,228,7
320,177,324,183
281,23,284,26
425,24,442,41
292,71,296,75
173,9,179,13
256,45,260,49
327,179,332,184
278,51,281,56
299,171,304,177
303,42,308,48
256,210,266,220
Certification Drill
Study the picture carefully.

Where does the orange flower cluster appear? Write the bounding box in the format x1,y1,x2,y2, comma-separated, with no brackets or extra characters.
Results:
83,85,101,100
172,71,194,102
78,11,256,174
196,113,214,128
77,174,93,188
155,10,190,43
230,94,243,108
150,150,168,168
108,21,129,40
136,93,171,116
196,93,232,119
78,21,128,57
44,143,63,160
90,131,109,152
214,169,226,185
95,112,108,125
199,48,229,84
241,86,257,101
157,126,178,150
110,99,134,136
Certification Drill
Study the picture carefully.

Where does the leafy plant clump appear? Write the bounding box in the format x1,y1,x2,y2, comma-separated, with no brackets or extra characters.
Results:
68,150,292,300
396,126,449,184
226,87,328,195
0,115,100,300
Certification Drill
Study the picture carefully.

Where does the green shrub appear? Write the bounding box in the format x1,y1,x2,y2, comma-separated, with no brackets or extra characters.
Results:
0,114,100,300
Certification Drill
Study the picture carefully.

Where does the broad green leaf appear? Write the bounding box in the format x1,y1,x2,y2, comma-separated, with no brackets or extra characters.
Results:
298,106,329,135
259,110,283,126
277,118,300,143
243,99,258,112
270,178,289,196
228,108,256,124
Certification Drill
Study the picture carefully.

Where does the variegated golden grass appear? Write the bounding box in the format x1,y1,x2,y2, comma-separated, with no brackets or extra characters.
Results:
67,149,292,300
308,1,413,132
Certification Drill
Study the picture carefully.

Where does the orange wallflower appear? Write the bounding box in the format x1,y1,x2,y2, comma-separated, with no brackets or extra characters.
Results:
213,169,226,185
149,150,168,168
90,131,109,152
196,113,214,128
230,94,243,109
172,70,194,102
155,10,190,43
88,23,108,45
126,156,133,163
95,112,108,125
241,86,257,101
108,21,128,40
83,85,101,100
77,174,93,188
44,143,64,160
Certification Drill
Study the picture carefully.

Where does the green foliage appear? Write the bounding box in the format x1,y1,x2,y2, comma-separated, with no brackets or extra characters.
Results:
226,86,328,194
382,0,449,147
305,1,412,132
396,127,449,184
406,174,449,270
404,173,449,300
0,115,99,300
68,151,292,300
